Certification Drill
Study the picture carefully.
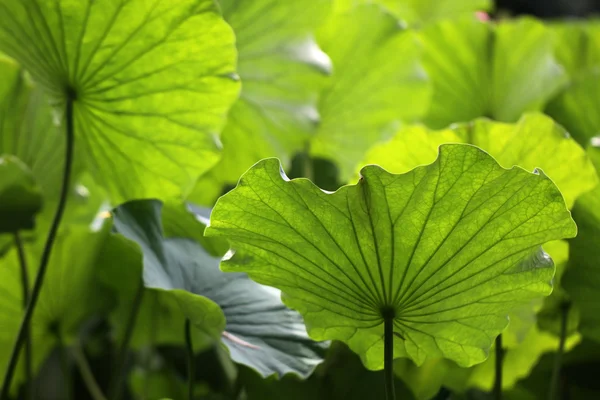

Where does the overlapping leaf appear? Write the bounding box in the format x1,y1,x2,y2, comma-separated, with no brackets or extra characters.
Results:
360,113,597,208
102,200,325,377
0,0,240,203
99,202,226,351
207,144,576,369
189,0,331,205
420,16,566,128
310,3,430,181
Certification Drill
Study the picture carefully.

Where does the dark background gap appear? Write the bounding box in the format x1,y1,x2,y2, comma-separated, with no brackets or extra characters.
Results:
496,0,600,18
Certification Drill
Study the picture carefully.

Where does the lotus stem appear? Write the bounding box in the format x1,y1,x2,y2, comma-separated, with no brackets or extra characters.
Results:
383,309,396,400
494,334,503,400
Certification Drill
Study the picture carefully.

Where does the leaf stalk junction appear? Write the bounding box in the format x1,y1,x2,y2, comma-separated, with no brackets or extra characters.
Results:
382,306,396,400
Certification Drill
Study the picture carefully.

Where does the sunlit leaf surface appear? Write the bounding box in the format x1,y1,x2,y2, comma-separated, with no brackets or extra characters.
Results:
0,0,240,203
208,144,576,369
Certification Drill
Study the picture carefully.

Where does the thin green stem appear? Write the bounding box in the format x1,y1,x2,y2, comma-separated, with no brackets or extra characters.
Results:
384,312,396,400
549,302,570,400
1,96,75,400
494,334,503,400
109,279,145,400
57,329,73,400
73,342,108,400
14,232,32,400
185,319,195,400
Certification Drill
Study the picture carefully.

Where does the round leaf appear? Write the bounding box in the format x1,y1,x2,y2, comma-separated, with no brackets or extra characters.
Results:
0,0,240,203
207,144,577,369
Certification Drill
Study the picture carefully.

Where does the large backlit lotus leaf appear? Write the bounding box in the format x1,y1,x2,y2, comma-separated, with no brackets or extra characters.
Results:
207,144,576,369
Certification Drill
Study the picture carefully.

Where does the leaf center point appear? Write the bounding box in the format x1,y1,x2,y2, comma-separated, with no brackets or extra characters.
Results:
380,305,396,321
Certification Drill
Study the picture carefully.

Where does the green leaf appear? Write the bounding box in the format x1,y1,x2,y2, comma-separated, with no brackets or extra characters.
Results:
0,154,43,233
105,200,326,377
0,0,240,203
105,201,226,346
96,231,217,353
310,3,430,181
360,113,597,209
420,16,567,128
207,143,576,369
189,0,331,205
